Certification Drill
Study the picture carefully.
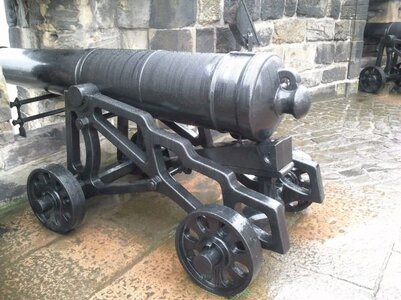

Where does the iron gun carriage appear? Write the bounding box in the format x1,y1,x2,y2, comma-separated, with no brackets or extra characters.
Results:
0,48,324,296
360,22,401,93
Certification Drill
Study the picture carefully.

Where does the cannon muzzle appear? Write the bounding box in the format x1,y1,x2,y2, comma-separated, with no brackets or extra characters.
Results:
0,48,310,141
365,22,401,39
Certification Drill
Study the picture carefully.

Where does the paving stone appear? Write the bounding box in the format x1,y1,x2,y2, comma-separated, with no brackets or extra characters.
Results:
376,252,401,299
268,182,401,290
244,254,373,300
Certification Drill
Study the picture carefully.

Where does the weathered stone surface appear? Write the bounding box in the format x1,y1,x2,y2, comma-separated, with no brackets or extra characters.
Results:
117,0,151,29
346,79,359,96
216,27,241,53
284,44,316,72
284,0,297,17
352,20,366,41
322,66,348,83
8,27,39,48
261,0,285,20
348,60,362,79
120,29,148,49
196,28,215,53
0,67,11,122
254,21,273,47
150,0,197,29
198,0,221,25
329,0,341,18
150,29,194,52
368,0,401,23
273,19,306,44
224,0,261,22
350,41,364,61
307,19,335,41
341,2,369,20
335,41,351,62
92,0,117,29
315,43,335,64
335,20,351,41
300,70,323,88
376,252,401,299
297,0,329,18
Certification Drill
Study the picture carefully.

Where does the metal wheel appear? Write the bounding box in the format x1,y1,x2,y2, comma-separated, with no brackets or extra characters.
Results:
281,169,312,212
176,205,262,296
359,66,386,93
27,164,86,234
392,62,401,87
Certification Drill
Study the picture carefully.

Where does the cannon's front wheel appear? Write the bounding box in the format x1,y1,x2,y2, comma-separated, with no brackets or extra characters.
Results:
27,164,86,233
175,205,262,296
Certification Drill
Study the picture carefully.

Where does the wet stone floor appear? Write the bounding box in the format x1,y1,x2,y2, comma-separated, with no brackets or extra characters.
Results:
1,92,401,299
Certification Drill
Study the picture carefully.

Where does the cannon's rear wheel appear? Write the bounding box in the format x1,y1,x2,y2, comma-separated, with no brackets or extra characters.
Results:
359,66,386,93
27,164,86,233
175,205,262,296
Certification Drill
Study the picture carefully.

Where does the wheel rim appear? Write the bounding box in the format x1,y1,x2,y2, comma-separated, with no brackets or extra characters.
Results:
359,67,385,93
176,205,262,296
27,164,86,233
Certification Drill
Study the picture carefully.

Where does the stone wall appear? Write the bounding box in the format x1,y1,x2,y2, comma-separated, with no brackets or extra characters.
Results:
0,0,371,176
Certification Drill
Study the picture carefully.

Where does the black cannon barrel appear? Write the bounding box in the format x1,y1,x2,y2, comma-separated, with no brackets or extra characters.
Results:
365,22,401,39
0,48,310,141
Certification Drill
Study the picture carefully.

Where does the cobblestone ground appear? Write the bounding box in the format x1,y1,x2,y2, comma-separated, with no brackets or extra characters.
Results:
0,92,401,299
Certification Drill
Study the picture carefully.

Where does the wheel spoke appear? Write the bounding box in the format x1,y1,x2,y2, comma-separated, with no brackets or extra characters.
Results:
182,232,198,251
207,218,221,233
232,251,251,267
227,266,247,286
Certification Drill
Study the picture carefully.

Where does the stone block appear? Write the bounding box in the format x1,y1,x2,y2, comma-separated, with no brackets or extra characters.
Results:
224,0,261,22
329,0,341,19
335,20,351,41
346,79,359,96
121,30,148,49
307,19,335,41
273,19,306,44
216,27,241,53
309,84,337,101
198,0,221,25
322,66,347,83
254,21,273,47
196,28,215,53
117,0,151,29
352,20,366,42
335,41,351,62
341,2,369,20
150,0,197,29
0,67,11,123
315,43,335,64
297,0,329,18
93,0,117,29
284,0,297,17
335,82,347,97
350,41,364,61
261,0,285,20
284,44,316,72
0,122,14,146
368,1,401,23
149,29,194,52
300,70,323,88
348,60,362,79
8,27,39,48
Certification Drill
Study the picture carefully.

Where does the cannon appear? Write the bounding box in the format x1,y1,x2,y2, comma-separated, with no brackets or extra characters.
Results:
0,48,324,296
360,22,401,93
